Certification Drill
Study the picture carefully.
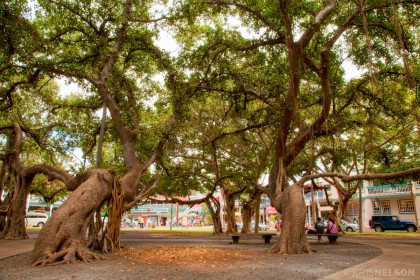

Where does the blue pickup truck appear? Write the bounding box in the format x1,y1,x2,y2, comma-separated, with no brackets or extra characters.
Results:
369,215,418,232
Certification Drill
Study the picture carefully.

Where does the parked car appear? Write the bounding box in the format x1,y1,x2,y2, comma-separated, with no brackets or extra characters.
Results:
26,212,48,227
340,220,359,232
369,215,418,232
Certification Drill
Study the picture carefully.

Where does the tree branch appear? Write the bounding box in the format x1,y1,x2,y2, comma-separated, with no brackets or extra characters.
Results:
298,167,420,185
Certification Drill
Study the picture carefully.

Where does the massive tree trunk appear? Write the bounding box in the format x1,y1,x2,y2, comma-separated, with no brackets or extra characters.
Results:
271,184,311,254
263,0,339,255
240,203,253,234
0,124,41,240
205,197,223,234
224,193,238,233
0,172,31,239
31,169,119,265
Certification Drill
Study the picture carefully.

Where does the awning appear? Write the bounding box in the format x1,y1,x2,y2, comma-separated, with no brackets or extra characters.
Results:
266,207,278,214
319,206,333,211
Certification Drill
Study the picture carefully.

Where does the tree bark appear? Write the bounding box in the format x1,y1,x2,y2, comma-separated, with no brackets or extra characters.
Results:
224,193,238,233
240,204,253,234
0,173,30,239
271,184,311,254
205,197,223,234
254,193,261,234
31,169,115,265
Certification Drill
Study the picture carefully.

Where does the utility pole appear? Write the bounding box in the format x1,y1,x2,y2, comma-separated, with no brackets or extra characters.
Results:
358,182,363,233
170,203,173,230
311,184,316,227
410,183,419,232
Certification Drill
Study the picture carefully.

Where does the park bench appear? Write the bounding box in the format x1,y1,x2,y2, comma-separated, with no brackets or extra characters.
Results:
231,235,240,244
307,233,343,244
261,233,275,244
230,233,277,244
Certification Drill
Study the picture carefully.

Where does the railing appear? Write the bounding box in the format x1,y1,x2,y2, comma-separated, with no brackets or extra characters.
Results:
367,184,410,195
304,190,331,200
131,203,189,214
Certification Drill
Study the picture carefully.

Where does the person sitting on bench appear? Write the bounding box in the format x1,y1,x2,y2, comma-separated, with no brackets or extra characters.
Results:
326,218,339,243
307,217,325,242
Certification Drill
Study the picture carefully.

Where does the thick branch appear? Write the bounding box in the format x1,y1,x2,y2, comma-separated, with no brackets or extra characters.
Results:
298,0,336,48
298,167,420,185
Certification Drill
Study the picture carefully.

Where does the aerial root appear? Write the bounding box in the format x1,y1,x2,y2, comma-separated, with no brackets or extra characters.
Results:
32,244,105,266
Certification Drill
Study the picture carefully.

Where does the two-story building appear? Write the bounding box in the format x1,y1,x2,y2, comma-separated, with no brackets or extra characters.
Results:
303,180,420,230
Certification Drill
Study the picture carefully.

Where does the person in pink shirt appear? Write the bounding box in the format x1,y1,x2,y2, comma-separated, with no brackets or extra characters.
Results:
327,217,338,243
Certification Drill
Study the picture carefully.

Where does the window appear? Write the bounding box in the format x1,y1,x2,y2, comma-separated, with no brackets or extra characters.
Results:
398,200,414,214
347,203,359,216
344,205,350,216
416,181,420,189
381,201,391,215
372,201,381,215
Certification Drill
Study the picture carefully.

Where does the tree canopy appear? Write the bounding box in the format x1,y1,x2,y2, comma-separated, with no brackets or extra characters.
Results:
1,0,419,264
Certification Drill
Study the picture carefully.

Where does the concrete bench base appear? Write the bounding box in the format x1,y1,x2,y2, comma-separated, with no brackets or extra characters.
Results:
231,235,240,244
261,233,275,244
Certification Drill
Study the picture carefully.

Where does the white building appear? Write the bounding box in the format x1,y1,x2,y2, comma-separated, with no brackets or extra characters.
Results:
304,180,420,230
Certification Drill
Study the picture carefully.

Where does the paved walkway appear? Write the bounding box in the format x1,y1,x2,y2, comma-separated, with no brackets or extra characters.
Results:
320,238,420,280
1,235,419,279
0,238,37,260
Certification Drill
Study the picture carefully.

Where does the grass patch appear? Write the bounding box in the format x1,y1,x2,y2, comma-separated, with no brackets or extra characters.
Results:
344,231,420,238
345,231,419,235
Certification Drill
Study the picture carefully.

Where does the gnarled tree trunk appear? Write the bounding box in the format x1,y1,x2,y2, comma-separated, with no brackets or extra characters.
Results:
224,193,238,233
0,172,31,239
205,197,223,234
271,184,311,254
31,169,118,266
240,203,253,234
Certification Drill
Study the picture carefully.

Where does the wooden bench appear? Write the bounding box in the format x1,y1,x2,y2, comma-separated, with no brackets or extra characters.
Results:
261,233,275,244
307,233,343,244
231,235,240,244
230,233,277,244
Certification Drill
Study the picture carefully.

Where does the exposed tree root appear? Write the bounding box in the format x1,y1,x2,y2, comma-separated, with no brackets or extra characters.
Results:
269,242,280,254
32,243,105,266
269,238,312,255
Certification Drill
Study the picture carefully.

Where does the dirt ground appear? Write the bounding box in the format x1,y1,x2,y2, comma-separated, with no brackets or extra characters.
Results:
0,231,382,280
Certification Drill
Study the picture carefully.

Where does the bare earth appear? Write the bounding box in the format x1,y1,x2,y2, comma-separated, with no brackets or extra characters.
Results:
0,231,382,280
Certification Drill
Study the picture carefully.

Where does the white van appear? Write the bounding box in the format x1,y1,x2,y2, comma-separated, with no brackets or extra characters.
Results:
26,212,49,227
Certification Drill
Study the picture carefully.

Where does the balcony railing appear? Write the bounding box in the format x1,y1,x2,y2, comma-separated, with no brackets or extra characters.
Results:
367,184,410,195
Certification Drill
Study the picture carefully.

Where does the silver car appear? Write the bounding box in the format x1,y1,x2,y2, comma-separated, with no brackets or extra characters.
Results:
340,220,359,232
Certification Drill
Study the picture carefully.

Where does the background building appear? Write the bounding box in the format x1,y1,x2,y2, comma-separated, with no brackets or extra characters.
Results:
304,180,420,229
